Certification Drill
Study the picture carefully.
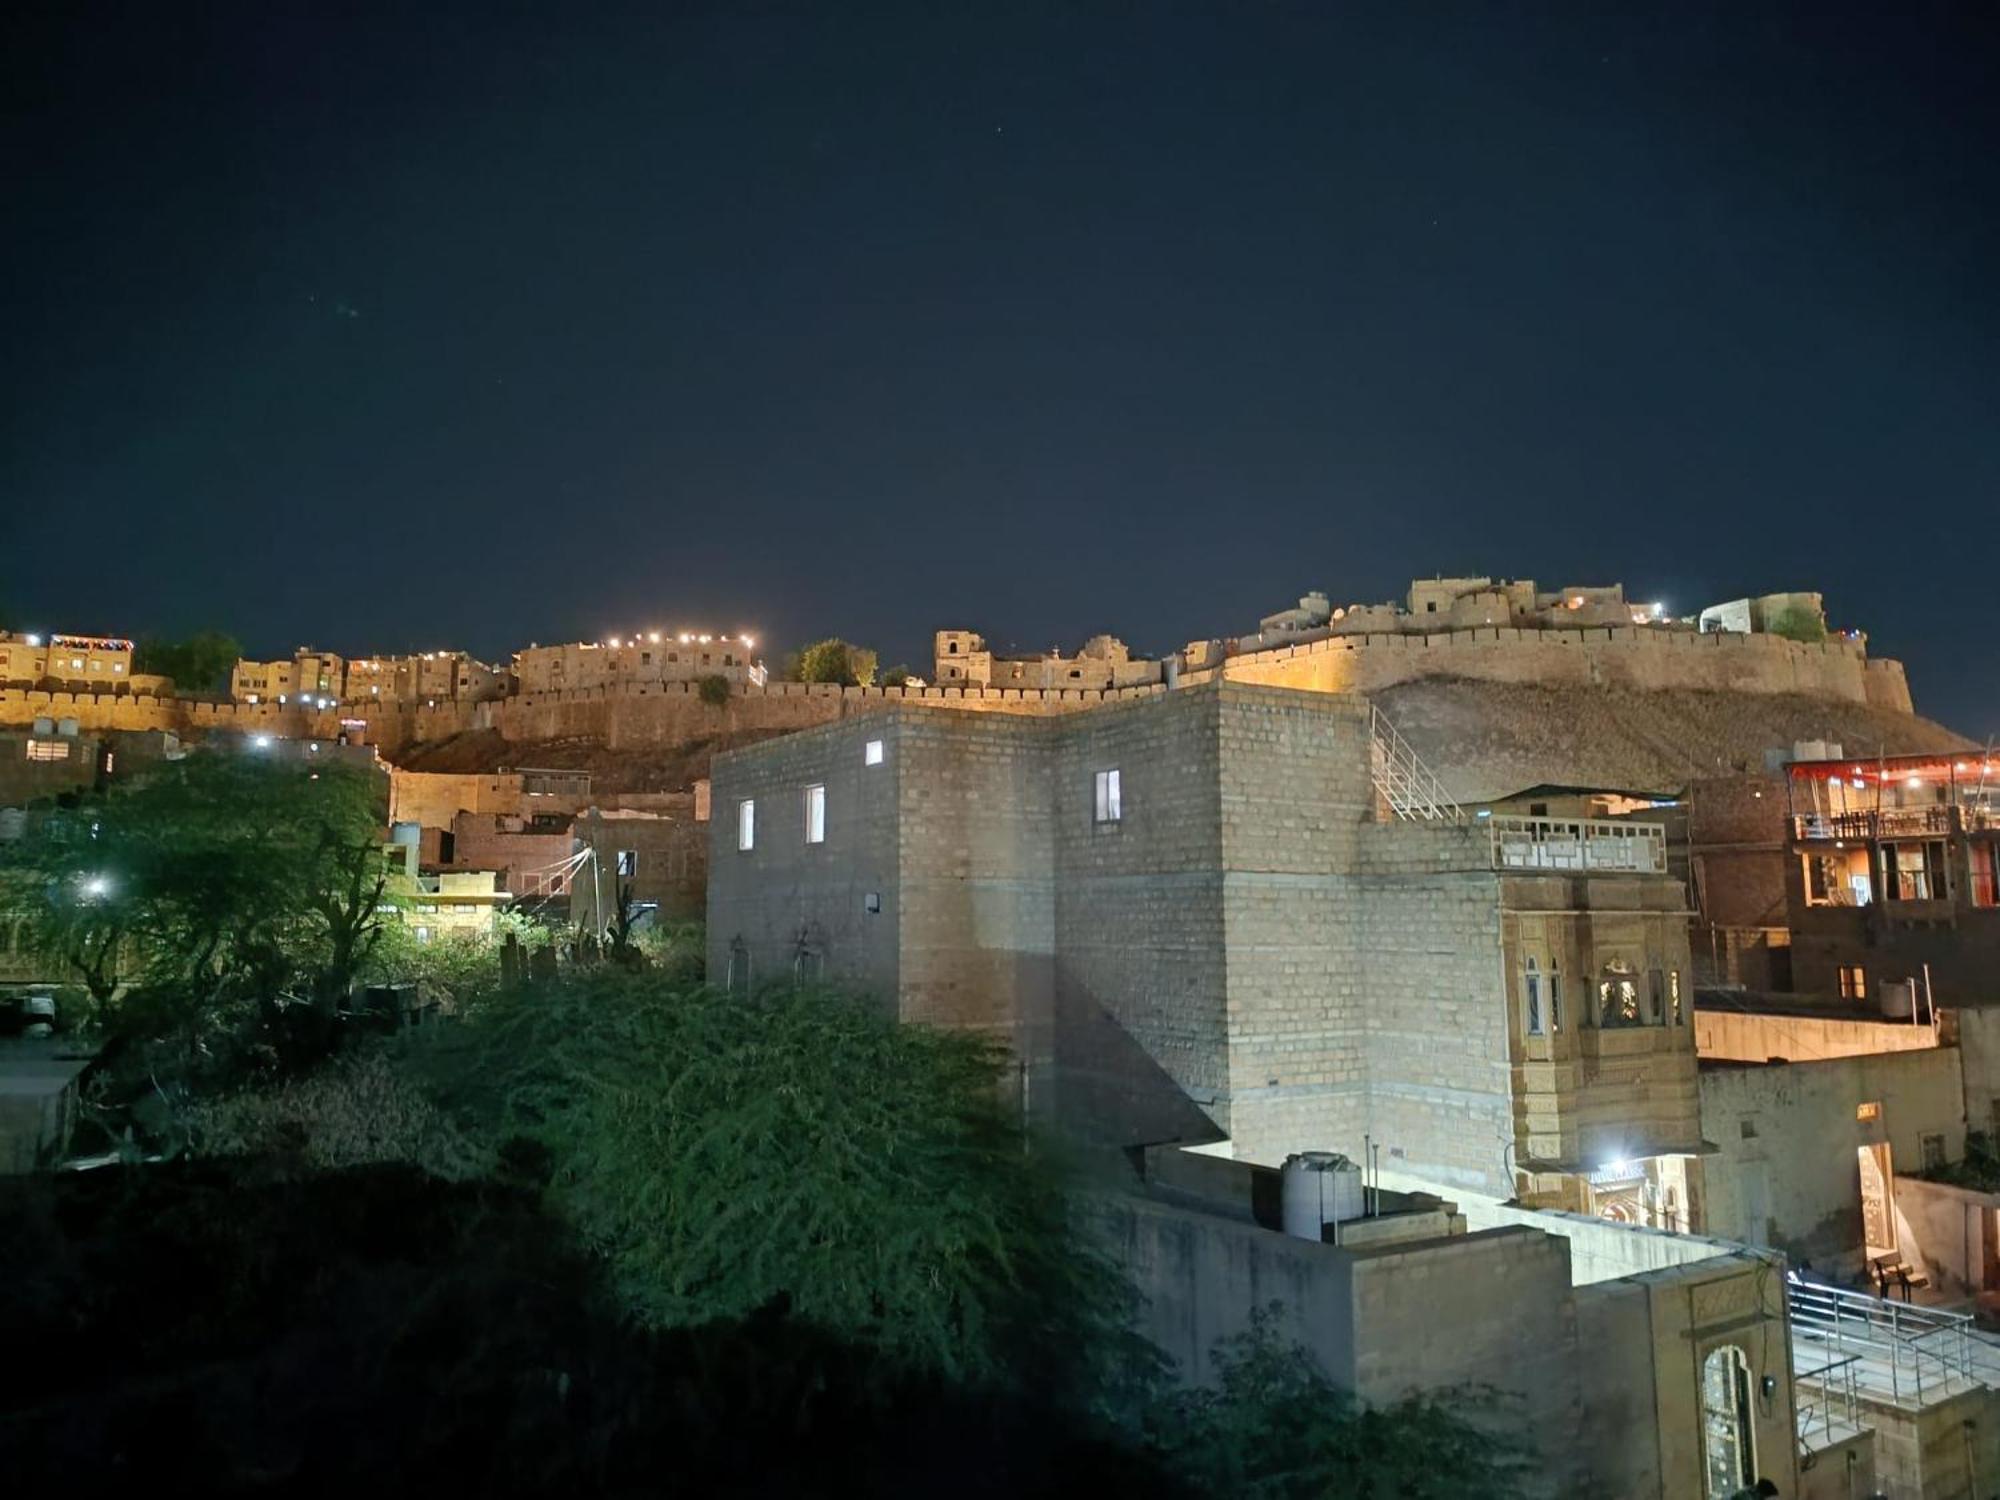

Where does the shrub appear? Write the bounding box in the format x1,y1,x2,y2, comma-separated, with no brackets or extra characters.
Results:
407,972,1143,1404
697,674,731,706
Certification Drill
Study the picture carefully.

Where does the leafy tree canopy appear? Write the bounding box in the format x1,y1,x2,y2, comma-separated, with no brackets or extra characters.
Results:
1144,1308,1535,1499
133,630,243,694
0,754,404,1047
788,638,878,687
407,971,1145,1406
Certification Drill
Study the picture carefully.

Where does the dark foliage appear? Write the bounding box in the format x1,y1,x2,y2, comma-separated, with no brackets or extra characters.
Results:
0,1160,1178,1497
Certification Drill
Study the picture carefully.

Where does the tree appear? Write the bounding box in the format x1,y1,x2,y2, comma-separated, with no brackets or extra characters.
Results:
408,971,1145,1405
697,673,731,706
880,664,914,688
789,638,878,687
133,631,243,695
0,754,406,1066
1143,1307,1534,1498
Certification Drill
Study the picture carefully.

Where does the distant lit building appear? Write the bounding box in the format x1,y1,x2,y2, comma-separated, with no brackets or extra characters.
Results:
514,632,765,694
232,648,503,706
0,632,134,688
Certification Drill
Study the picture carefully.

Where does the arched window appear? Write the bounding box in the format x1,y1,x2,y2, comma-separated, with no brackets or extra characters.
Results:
1701,1344,1756,1498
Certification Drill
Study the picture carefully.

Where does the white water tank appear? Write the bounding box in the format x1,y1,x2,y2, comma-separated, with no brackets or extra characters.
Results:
1281,1152,1364,1242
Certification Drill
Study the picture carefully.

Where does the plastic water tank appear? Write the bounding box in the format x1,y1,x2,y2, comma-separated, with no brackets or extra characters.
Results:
1281,1152,1365,1242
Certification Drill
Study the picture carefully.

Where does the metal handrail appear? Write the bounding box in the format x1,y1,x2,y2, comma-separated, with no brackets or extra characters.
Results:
1369,707,1462,823
1789,1280,1982,1410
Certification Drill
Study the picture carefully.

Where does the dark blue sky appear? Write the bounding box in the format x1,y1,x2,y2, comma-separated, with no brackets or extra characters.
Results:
4,2,1994,733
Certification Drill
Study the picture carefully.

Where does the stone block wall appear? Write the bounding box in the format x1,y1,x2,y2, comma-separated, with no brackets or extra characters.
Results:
1052,690,1230,1145
705,715,904,1005
1205,622,1912,710
1351,824,1516,1194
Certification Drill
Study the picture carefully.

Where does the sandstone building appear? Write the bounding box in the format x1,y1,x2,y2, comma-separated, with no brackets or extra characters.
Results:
931,629,1163,691
514,633,765,694
232,647,504,707
706,681,1702,1209
0,632,134,689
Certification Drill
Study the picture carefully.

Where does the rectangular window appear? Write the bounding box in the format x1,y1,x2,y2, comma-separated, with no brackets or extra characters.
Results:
1838,965,1867,1001
1094,768,1122,823
805,784,826,844
616,849,638,877
1523,959,1544,1037
27,739,70,761
864,739,884,766
1670,968,1683,1025
1973,844,1999,909
1855,1101,1880,1122
1548,971,1563,1031
738,798,756,851
1647,968,1666,1025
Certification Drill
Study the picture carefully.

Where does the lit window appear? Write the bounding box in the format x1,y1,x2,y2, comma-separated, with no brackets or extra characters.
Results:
1523,957,1544,1037
1094,768,1122,823
415,926,432,944
1670,969,1683,1025
1856,1101,1880,1122
1548,970,1563,1031
864,739,884,766
26,740,69,762
738,799,756,851
1839,965,1867,1001
616,849,638,877
805,784,826,844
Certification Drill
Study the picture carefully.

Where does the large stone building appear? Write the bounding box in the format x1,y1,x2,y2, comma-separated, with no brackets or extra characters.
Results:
931,630,1164,691
232,648,503,707
0,632,134,689
706,681,1701,1208
513,633,765,694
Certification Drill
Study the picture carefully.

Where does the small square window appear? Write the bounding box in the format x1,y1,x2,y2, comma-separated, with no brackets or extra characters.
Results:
1094,768,1122,823
616,849,638,877
805,784,826,844
865,892,881,913
864,739,884,766
738,799,756,851
1856,1101,1880,1122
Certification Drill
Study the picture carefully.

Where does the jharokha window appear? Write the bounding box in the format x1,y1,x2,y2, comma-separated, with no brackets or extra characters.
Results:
1598,959,1645,1029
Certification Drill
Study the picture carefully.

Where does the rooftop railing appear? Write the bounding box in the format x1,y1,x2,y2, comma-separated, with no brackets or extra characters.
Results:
1789,1279,1996,1412
1488,816,1667,874
1794,805,2000,842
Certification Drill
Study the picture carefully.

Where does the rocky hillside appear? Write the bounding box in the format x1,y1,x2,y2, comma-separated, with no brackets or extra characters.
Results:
1374,677,1974,803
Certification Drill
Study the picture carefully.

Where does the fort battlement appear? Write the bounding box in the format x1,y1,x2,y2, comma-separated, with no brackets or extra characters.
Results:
0,624,1914,753
1197,622,1913,714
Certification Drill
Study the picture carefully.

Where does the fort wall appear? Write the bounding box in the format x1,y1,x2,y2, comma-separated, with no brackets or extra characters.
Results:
1203,624,1913,712
0,626,1917,751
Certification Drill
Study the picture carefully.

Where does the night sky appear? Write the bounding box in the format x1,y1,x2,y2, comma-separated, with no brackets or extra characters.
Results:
5,3,1995,733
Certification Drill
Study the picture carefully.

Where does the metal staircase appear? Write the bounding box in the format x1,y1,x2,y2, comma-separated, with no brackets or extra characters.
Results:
1369,705,1463,823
